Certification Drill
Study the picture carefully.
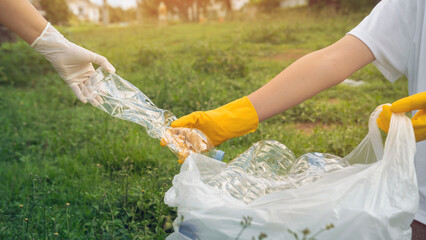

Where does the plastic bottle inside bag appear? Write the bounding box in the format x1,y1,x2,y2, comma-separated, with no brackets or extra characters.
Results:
206,140,349,203
87,67,224,162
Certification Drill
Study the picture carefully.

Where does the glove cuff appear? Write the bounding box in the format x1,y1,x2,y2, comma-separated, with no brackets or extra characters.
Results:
30,22,68,55
29,22,76,83
213,96,259,139
237,96,259,133
30,22,51,48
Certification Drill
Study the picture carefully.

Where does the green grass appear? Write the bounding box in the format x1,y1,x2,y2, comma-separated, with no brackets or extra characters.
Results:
0,8,408,239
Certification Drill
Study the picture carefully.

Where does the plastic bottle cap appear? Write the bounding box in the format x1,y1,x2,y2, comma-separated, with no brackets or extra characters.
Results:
214,150,225,161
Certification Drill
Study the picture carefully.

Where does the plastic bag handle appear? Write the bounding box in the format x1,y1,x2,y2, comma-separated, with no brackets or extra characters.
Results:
367,105,386,161
344,104,407,164
382,106,417,163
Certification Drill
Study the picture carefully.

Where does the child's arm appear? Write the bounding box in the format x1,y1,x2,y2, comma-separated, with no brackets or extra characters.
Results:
249,34,375,121
170,35,375,147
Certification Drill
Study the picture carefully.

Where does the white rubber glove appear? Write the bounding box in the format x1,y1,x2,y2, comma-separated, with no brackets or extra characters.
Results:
31,22,115,105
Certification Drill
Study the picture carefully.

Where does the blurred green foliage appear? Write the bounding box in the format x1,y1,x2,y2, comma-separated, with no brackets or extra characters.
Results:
339,0,380,12
108,6,137,23
192,47,248,78
246,25,298,45
134,45,166,67
252,0,379,12
40,0,71,25
138,0,231,21
249,0,282,12
0,41,52,86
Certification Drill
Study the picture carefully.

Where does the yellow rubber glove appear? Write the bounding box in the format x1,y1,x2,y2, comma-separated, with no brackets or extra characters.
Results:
170,96,259,147
377,92,426,142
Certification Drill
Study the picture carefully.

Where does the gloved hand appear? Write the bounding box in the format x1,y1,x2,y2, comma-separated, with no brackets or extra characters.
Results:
377,92,426,142
162,127,214,163
31,22,115,106
165,96,259,148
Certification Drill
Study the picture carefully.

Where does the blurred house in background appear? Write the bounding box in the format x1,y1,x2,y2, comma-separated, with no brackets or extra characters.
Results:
280,0,308,8
68,0,101,23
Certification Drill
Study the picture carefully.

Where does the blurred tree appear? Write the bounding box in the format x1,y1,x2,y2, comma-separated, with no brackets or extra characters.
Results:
190,0,231,21
339,0,380,11
136,0,223,22
308,0,340,10
0,24,16,45
309,0,380,11
138,0,161,19
174,0,190,21
108,6,136,23
193,0,210,21
249,0,281,12
222,0,233,15
39,0,70,25
136,0,143,21
103,0,109,25
138,0,191,21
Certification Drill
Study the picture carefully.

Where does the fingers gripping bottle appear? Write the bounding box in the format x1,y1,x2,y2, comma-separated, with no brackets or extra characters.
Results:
87,67,224,162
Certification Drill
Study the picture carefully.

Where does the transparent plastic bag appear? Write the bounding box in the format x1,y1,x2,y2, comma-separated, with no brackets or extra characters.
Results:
165,106,418,239
88,68,224,161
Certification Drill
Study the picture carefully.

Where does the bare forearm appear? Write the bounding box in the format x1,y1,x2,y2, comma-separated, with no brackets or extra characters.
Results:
0,0,47,44
248,35,375,121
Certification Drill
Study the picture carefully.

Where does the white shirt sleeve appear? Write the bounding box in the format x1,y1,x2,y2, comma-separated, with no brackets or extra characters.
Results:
348,0,418,82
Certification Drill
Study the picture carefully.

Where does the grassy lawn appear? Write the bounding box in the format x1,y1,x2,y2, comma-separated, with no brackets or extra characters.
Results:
0,8,408,239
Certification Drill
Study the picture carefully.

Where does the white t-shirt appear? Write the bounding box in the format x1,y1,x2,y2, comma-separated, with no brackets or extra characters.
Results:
348,0,426,224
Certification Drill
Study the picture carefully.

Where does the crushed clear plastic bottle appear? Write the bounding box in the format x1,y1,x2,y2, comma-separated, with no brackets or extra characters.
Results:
206,140,349,203
87,67,224,161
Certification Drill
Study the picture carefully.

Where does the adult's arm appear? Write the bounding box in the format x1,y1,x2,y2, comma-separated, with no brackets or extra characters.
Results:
0,0,115,105
0,0,47,44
